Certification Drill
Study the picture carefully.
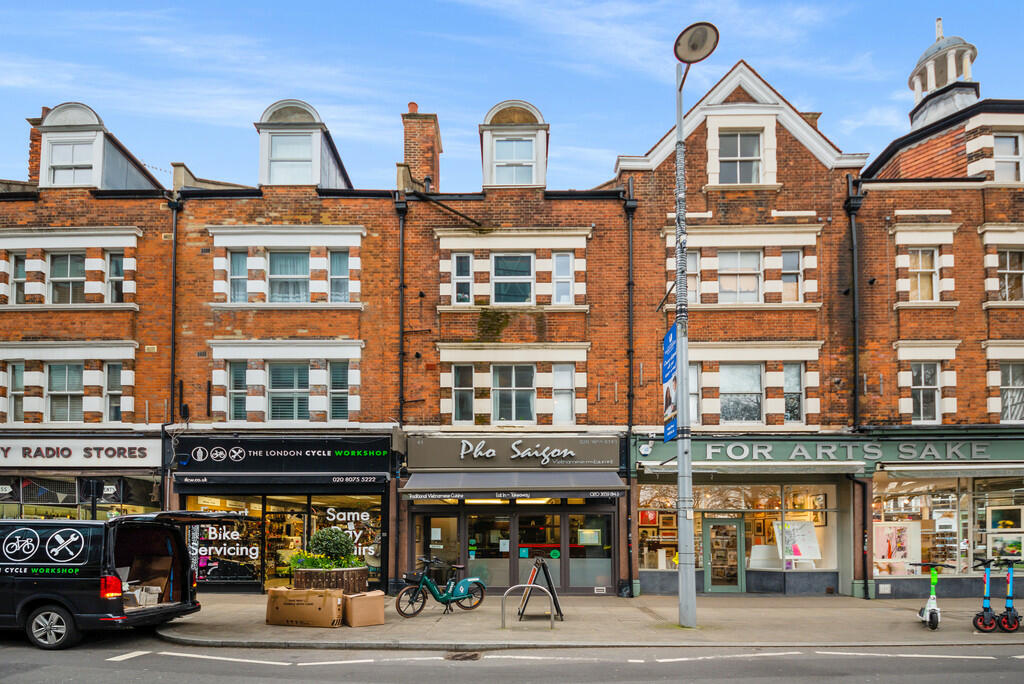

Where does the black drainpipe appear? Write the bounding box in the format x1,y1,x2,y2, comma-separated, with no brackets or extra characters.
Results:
394,193,408,425
161,196,182,508
843,174,865,429
843,174,869,599
623,179,638,597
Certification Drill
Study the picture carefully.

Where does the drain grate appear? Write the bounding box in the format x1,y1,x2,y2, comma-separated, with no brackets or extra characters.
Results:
445,651,481,661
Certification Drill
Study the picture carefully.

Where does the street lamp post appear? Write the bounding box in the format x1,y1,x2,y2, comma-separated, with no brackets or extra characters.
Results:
672,21,719,629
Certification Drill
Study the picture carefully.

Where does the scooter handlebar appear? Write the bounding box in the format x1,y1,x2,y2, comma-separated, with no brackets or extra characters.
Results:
909,562,955,569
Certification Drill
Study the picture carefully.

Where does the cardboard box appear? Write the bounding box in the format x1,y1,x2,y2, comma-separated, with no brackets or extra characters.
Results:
343,590,386,627
266,588,345,628
129,555,173,600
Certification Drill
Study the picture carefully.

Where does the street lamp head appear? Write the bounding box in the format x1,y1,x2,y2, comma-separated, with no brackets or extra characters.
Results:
673,22,719,64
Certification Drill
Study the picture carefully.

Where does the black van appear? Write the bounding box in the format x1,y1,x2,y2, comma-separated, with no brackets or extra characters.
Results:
0,511,244,649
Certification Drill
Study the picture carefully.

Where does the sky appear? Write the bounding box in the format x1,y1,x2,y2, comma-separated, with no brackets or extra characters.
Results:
0,1,1022,193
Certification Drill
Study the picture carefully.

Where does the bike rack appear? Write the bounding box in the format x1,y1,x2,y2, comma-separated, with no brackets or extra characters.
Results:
501,584,555,630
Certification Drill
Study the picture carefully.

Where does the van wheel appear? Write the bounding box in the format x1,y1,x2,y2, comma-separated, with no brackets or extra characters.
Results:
26,605,80,650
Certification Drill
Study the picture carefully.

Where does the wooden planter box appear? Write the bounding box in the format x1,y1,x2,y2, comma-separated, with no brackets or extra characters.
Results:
292,567,369,593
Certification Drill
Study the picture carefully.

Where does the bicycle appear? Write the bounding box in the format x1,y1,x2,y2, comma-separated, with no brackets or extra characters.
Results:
909,561,954,630
395,556,486,617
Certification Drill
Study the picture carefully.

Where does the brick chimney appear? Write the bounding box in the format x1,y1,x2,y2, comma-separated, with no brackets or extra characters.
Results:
25,106,50,185
800,112,821,129
398,102,442,192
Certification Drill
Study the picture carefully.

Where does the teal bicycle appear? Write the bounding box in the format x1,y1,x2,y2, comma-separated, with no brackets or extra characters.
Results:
395,556,486,617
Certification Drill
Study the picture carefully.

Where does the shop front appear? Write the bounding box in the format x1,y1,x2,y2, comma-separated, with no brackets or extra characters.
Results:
0,435,163,521
401,434,626,596
172,434,392,592
633,436,860,596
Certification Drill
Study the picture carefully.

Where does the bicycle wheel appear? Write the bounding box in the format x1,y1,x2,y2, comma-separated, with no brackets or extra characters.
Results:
455,582,486,610
395,585,427,617
927,610,939,630
973,613,998,633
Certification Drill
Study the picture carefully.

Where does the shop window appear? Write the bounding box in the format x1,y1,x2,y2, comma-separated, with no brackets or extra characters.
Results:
911,362,939,423
8,361,24,423
452,253,473,305
908,247,937,301
228,251,248,303
718,250,761,303
186,495,262,585
974,477,1024,568
107,252,124,303
467,514,511,587
227,362,247,420
719,363,762,423
49,141,93,186
491,254,533,305
783,363,803,423
494,138,534,185
106,362,122,422
50,253,86,304
719,131,760,184
552,363,575,425
452,364,474,423
1001,362,1024,422
781,250,802,302
329,250,350,303
268,252,310,303
47,363,83,422
685,249,699,306
873,478,962,576
569,514,612,587
311,495,384,587
269,133,313,185
329,361,349,420
552,253,574,305
994,133,1022,182
492,364,535,423
997,249,1024,301
20,476,78,517
11,253,26,304
267,363,309,420
518,514,560,581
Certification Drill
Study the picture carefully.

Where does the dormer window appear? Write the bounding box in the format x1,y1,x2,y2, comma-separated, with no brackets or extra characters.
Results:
49,142,93,186
269,134,313,184
719,132,760,184
480,100,548,188
494,138,534,184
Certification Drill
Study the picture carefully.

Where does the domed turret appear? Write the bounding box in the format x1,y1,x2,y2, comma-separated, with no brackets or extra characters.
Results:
907,18,979,129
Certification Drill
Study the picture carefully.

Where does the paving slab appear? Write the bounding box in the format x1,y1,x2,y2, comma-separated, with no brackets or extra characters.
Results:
155,592,1024,650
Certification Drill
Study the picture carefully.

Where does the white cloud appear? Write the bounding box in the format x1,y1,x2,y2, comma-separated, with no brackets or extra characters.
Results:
839,106,908,135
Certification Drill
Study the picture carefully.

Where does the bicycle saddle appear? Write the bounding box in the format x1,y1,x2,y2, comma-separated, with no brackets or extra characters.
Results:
450,564,465,570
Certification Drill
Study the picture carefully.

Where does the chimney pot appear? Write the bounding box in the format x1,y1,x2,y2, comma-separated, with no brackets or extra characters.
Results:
408,102,418,114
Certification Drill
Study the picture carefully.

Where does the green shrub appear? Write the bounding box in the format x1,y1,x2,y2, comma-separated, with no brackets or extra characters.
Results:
308,527,355,562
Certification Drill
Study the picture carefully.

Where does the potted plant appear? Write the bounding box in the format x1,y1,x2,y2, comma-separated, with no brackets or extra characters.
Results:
290,528,369,592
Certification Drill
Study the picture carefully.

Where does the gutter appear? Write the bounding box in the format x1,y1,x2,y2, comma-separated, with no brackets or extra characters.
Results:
847,474,871,600
394,193,408,425
843,175,865,430
623,180,638,598
161,196,182,508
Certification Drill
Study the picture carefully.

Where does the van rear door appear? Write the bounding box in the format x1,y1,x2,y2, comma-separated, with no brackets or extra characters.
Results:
112,511,257,525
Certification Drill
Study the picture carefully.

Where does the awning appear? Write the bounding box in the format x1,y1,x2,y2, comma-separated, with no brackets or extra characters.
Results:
879,462,1024,479
401,470,626,500
638,460,867,475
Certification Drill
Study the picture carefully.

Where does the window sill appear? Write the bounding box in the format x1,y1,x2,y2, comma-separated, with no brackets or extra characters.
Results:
893,301,959,310
702,183,782,193
209,302,365,310
0,422,134,429
483,184,546,190
438,304,589,313
0,303,139,312
693,424,821,433
983,301,1024,309
667,302,821,311
211,420,361,429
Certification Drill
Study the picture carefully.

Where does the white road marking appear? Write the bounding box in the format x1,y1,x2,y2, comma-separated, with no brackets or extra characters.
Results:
380,657,445,662
297,659,376,667
483,655,599,661
655,651,802,664
106,650,151,662
158,651,292,666
816,651,997,661
1013,655,1024,659
628,659,646,663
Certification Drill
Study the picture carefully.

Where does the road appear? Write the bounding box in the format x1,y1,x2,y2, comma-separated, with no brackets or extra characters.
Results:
2,630,1023,683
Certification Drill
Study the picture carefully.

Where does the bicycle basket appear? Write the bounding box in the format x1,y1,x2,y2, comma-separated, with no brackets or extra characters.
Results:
402,571,424,585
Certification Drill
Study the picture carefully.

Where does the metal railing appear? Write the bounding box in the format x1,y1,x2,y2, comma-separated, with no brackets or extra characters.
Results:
501,584,555,629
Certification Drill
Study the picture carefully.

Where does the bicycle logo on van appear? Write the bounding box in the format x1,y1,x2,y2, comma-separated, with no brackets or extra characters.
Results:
3,528,39,562
45,529,85,563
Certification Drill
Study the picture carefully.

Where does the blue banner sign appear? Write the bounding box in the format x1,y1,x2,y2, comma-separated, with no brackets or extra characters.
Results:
663,326,678,443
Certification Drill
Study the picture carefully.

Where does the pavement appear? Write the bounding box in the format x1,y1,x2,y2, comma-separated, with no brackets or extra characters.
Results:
154,592,1024,650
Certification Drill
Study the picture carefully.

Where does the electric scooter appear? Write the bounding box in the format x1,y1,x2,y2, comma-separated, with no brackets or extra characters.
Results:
995,559,1021,632
909,561,954,630
972,558,998,633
